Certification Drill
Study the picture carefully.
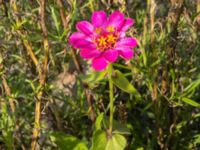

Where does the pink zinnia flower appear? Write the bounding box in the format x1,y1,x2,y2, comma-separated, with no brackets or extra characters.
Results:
69,10,137,71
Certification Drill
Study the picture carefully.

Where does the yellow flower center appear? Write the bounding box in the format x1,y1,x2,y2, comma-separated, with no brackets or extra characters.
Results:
96,33,118,51
107,34,117,43
106,26,115,32
94,26,118,51
97,37,107,46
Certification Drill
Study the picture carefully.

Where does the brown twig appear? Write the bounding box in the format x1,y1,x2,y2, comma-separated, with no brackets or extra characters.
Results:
23,39,39,68
85,89,96,122
0,52,15,113
194,0,200,31
198,0,200,12
10,0,49,149
150,0,155,46
56,0,83,72
10,0,39,70
2,75,15,113
56,0,68,28
31,0,49,149
56,0,96,122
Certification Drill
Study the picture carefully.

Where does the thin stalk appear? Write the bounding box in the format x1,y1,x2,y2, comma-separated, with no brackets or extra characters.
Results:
198,0,200,13
56,0,96,123
2,75,15,113
0,53,15,113
31,0,49,149
108,64,114,137
149,0,157,102
56,0,82,72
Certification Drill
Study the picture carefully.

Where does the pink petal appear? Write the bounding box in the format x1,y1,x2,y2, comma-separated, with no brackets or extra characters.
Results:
74,40,96,49
80,48,101,59
69,32,88,45
92,10,107,27
92,57,108,71
119,32,126,38
76,21,94,36
116,37,138,48
103,49,118,62
107,10,124,30
117,47,134,59
120,18,135,32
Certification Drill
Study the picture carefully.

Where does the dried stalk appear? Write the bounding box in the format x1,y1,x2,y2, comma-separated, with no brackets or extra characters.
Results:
56,0,96,122
10,0,39,70
161,0,184,95
198,0,200,12
195,0,200,30
0,51,15,113
10,0,49,149
2,75,15,113
150,0,155,45
147,0,158,101
23,40,39,67
56,0,82,72
31,0,49,149
168,0,184,59
150,0,158,102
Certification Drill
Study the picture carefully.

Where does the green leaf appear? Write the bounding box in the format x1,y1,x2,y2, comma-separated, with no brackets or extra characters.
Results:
136,147,144,150
0,104,15,150
79,70,107,87
103,117,130,135
175,120,187,134
193,134,200,145
91,130,127,150
105,134,127,150
50,6,61,34
95,113,104,131
111,70,141,100
16,20,27,29
25,79,36,92
50,132,88,150
91,130,107,150
180,97,200,108
183,78,200,96
114,122,130,135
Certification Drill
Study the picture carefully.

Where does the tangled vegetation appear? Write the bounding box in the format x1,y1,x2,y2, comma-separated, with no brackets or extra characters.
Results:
0,0,200,149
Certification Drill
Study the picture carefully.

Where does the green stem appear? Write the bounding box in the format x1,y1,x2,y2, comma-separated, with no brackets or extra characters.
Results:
108,64,114,136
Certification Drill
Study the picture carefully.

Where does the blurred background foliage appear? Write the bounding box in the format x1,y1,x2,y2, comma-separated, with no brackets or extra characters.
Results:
0,0,200,149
